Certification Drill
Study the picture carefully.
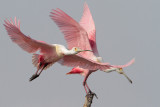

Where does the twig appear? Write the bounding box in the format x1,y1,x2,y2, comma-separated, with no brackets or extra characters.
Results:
83,91,98,107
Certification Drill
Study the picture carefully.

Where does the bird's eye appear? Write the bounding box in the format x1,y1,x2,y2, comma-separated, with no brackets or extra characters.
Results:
119,68,123,71
74,48,77,51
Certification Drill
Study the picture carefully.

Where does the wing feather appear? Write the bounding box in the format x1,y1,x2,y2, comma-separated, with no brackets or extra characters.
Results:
112,58,135,68
80,2,99,56
50,8,96,59
59,55,111,71
4,18,55,55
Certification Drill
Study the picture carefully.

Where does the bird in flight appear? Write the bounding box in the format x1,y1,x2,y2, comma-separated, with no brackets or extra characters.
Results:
4,18,93,81
4,17,123,82
50,3,135,94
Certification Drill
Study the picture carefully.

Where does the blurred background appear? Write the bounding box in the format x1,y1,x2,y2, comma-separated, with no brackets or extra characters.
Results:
0,0,159,107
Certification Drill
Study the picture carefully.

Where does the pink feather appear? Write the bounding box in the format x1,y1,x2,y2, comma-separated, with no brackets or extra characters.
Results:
112,58,135,68
59,54,111,71
50,8,97,60
80,2,99,56
4,18,57,55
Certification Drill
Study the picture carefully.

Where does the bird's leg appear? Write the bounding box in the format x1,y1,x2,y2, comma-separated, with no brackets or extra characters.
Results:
29,62,45,81
86,83,98,99
83,71,92,94
38,63,48,75
83,81,88,94
29,65,41,81
85,83,91,92
83,79,89,94
84,85,88,94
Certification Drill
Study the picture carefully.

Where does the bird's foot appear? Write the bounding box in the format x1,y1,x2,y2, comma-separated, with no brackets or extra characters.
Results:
88,90,98,99
29,74,39,81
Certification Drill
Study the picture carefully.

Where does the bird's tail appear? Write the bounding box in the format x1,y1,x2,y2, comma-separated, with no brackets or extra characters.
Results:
32,54,40,68
32,54,54,70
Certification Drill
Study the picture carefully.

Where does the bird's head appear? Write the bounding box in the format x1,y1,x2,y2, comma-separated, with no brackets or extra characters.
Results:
117,67,123,74
104,67,123,73
71,47,92,54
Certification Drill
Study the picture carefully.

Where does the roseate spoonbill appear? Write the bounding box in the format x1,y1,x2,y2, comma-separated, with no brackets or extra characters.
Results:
50,3,135,93
4,18,122,82
4,18,93,81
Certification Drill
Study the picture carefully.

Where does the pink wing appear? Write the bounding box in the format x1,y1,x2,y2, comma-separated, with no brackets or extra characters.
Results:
4,18,55,54
50,8,96,59
59,54,111,71
80,2,99,56
112,58,135,68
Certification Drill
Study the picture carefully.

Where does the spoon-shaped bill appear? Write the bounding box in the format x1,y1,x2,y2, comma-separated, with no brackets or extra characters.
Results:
82,50,92,52
78,49,92,52
122,72,132,84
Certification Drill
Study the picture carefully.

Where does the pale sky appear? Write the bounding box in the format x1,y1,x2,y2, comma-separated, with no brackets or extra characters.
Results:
0,0,159,107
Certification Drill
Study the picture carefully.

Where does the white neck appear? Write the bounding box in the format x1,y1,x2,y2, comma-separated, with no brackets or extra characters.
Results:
64,49,77,55
104,67,117,73
55,44,78,56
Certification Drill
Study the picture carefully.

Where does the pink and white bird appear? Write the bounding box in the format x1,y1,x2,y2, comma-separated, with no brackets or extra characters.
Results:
50,3,135,93
4,17,124,82
3,18,102,81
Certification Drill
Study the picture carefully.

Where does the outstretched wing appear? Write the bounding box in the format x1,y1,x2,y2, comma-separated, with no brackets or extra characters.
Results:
4,18,55,55
50,8,96,59
112,58,135,68
59,54,111,71
80,2,99,56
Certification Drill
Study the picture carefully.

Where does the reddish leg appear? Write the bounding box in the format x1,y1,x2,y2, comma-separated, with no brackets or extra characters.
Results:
83,72,98,98
84,85,88,94
83,71,92,94
83,82,91,94
85,82,98,99
86,83,91,92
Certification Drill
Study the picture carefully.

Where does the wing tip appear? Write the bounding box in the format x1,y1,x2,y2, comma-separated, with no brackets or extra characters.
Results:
4,17,20,30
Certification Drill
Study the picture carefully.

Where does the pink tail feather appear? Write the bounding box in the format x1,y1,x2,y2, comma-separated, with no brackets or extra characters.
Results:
112,58,135,68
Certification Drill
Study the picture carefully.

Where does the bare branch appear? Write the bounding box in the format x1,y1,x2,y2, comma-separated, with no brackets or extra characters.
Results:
83,91,98,107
